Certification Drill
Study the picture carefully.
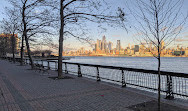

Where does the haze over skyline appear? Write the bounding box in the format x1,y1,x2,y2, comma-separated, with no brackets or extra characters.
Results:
0,0,187,53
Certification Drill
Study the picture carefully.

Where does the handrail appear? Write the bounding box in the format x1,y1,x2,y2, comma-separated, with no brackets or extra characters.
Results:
4,57,187,99
47,61,188,78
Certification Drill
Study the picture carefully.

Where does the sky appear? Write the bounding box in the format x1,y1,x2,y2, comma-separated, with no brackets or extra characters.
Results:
0,0,188,52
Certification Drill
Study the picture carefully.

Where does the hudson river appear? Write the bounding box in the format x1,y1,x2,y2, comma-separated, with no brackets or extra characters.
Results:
64,56,188,74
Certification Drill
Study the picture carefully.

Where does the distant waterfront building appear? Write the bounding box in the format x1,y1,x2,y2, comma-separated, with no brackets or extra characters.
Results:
119,49,124,55
131,44,134,50
79,47,85,54
173,51,185,56
116,40,121,51
101,36,107,51
94,44,97,52
128,43,131,49
108,42,113,51
0,33,19,56
185,49,188,56
149,42,152,51
161,40,165,49
96,39,101,51
134,45,139,52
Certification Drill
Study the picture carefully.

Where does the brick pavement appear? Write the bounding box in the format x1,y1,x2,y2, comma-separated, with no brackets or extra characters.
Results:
0,60,187,111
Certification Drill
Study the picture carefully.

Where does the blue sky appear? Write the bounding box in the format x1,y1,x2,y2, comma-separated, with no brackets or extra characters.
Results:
0,0,188,52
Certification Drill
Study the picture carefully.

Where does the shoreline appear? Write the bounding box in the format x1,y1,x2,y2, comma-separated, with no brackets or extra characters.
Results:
63,55,188,58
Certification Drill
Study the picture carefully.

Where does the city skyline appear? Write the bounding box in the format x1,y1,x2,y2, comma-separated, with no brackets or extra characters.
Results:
62,35,188,57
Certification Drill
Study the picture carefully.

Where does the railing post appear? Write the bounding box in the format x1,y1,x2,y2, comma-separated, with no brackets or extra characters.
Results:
29,59,30,64
55,62,58,71
41,60,43,66
47,61,50,70
96,67,100,81
23,59,25,64
122,69,126,87
165,75,174,99
65,63,68,74
78,64,82,77
28,59,30,65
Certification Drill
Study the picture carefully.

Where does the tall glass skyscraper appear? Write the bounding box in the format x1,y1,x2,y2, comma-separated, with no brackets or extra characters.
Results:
116,40,121,51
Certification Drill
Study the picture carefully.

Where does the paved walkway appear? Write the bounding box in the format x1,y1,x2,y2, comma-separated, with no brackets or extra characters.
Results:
0,60,187,111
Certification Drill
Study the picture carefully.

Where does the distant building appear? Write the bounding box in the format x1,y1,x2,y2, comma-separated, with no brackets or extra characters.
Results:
173,51,185,56
94,43,97,52
108,42,113,51
101,36,106,51
161,40,165,49
0,33,19,56
119,49,124,55
128,43,131,49
134,45,139,52
116,40,121,51
185,50,188,56
96,39,101,51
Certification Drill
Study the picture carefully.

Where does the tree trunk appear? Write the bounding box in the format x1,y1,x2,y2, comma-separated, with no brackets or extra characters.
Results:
11,32,15,63
157,55,161,111
25,35,34,69
20,34,24,65
58,0,64,79
22,3,34,69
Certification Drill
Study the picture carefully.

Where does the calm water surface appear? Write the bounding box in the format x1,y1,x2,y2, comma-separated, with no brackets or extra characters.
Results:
64,57,188,73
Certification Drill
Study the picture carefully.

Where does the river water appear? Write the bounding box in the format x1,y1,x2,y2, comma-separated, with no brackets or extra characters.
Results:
64,56,188,74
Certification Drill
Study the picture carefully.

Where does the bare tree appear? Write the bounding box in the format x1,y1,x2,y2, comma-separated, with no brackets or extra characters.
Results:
1,8,19,63
8,0,53,68
46,0,125,78
128,0,187,110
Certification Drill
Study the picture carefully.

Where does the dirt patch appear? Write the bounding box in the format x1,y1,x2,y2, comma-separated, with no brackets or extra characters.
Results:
127,100,187,111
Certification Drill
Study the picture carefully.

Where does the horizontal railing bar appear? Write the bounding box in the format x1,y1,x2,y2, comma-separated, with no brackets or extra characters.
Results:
173,93,188,97
48,61,188,78
3,57,188,98
82,74,96,78
126,83,167,93
100,77,121,83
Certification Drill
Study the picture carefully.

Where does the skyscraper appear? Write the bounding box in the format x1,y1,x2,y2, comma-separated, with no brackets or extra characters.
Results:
116,40,121,51
108,42,113,51
96,39,101,50
101,36,106,51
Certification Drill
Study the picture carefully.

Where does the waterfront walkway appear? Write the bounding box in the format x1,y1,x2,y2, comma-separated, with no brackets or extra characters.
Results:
0,60,187,111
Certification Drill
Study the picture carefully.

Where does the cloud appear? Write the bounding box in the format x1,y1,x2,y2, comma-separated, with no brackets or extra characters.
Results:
132,32,143,37
175,38,188,42
184,35,188,38
182,32,188,35
173,26,183,33
160,27,167,32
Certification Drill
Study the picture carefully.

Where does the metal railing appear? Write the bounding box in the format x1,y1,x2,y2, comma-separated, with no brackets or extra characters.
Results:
2,57,188,99
30,59,188,99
